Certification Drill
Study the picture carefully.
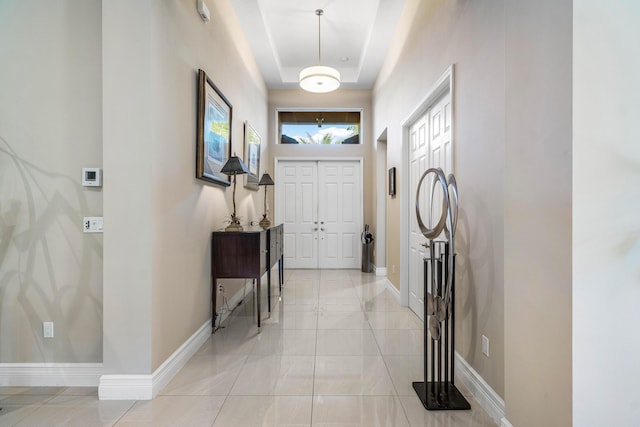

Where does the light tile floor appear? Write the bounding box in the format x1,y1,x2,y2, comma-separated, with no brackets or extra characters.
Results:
0,269,496,426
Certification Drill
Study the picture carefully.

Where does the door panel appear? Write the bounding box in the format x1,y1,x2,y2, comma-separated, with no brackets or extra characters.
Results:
277,161,318,269
318,161,361,269
409,115,429,319
408,91,452,320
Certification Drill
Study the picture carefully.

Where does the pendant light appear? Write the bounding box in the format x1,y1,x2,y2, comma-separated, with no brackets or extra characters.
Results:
299,9,341,93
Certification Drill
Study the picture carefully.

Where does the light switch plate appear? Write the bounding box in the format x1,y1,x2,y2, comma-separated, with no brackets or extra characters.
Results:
43,322,54,338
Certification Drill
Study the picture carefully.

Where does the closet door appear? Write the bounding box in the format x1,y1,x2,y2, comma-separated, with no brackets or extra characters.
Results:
408,92,452,320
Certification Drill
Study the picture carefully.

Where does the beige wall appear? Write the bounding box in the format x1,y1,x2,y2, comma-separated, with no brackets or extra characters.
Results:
504,1,573,426
373,0,506,399
103,0,268,374
267,89,375,263
573,1,640,425
375,5,575,426
0,0,103,363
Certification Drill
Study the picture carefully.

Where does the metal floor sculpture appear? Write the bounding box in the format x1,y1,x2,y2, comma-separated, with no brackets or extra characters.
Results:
413,167,470,411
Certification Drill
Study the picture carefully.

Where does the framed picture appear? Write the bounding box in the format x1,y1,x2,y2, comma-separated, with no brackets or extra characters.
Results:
196,69,232,186
243,121,261,190
389,167,396,197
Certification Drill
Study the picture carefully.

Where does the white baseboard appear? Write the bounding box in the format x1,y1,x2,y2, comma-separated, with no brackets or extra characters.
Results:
500,417,514,427
99,320,210,400
0,363,103,387
385,278,401,303
374,266,387,276
454,352,505,426
98,374,153,400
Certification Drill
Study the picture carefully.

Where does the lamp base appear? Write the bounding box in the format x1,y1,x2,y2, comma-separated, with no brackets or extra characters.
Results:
259,215,271,229
225,215,243,232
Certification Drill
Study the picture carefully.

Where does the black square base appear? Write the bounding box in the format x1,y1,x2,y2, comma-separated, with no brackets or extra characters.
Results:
412,381,471,411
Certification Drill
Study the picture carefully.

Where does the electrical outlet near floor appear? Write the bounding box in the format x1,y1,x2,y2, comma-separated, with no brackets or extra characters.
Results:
482,335,490,357
218,284,224,293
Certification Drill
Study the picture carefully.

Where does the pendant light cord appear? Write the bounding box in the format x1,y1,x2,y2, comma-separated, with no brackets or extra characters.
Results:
316,9,323,65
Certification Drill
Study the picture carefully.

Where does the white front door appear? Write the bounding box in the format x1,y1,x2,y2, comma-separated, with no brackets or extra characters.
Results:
408,92,452,320
276,160,362,269
318,161,361,269
278,161,318,269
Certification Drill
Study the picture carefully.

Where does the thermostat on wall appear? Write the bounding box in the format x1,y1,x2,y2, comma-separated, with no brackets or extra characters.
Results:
82,168,102,187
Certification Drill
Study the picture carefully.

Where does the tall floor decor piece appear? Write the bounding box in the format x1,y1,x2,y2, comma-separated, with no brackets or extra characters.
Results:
413,168,470,411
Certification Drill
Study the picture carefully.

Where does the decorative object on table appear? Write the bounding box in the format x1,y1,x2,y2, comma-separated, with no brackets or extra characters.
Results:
258,172,274,228
299,9,341,93
388,167,396,197
196,69,232,186
221,153,250,231
413,168,469,411
243,121,261,190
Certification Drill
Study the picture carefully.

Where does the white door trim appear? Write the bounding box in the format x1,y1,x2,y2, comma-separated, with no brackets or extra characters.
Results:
400,65,455,307
274,157,364,269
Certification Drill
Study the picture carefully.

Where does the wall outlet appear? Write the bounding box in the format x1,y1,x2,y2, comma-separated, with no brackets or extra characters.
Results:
83,217,103,233
482,335,490,357
43,322,54,338
218,284,224,293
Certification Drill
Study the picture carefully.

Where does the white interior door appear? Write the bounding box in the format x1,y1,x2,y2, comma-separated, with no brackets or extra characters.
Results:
409,115,429,318
318,161,361,269
408,92,452,320
278,161,318,269
276,160,362,269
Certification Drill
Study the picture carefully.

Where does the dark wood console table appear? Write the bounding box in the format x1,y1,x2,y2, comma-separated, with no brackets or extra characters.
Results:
211,224,283,332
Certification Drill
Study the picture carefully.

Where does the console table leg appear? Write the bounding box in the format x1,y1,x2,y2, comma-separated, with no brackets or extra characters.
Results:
256,277,261,330
267,266,272,314
211,276,218,332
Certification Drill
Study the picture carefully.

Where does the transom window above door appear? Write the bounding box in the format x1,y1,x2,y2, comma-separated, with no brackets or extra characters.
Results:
278,110,361,145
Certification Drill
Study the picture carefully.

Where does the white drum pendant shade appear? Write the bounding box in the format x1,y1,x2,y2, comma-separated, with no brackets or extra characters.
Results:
299,65,341,93
299,9,340,93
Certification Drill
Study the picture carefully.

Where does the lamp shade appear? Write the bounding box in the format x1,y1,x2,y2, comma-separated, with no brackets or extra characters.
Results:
221,154,250,176
259,172,274,186
299,9,341,94
299,66,341,93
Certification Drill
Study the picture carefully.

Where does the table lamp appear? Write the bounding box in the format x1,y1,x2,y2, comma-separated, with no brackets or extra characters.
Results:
221,153,250,231
258,172,274,228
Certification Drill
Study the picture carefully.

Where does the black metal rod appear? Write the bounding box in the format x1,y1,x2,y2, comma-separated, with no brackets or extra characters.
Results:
444,243,449,386
429,241,436,393
437,256,443,388
423,257,429,403
451,253,457,384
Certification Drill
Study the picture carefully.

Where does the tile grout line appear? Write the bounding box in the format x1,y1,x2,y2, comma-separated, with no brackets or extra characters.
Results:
309,274,322,427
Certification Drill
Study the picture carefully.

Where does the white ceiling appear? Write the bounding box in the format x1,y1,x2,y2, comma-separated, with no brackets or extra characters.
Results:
229,0,407,90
